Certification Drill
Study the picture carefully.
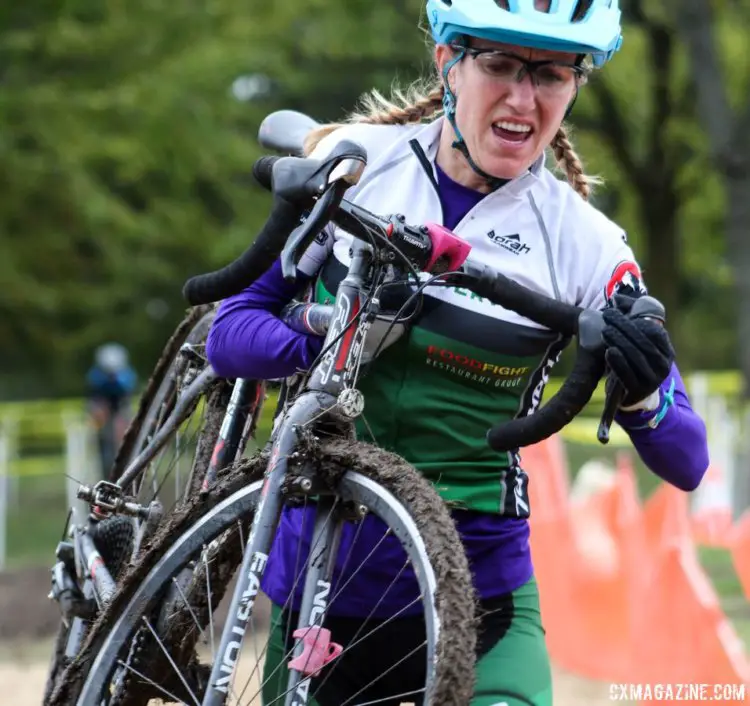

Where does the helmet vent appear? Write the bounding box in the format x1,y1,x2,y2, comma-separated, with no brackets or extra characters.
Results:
493,0,593,20
572,0,593,21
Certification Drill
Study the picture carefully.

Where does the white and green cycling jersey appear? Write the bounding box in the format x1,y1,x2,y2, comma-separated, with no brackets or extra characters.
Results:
298,117,636,516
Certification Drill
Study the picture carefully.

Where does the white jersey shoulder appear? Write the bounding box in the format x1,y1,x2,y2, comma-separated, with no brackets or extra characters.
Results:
306,122,422,167
532,168,640,311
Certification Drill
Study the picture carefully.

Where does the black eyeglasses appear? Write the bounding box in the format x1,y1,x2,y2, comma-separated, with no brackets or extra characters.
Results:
451,45,587,96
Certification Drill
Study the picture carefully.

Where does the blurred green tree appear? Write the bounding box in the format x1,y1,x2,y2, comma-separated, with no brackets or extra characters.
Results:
0,0,273,397
671,0,750,396
571,0,733,367
0,0,741,399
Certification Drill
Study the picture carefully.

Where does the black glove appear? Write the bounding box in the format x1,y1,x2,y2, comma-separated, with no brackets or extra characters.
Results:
601,297,675,407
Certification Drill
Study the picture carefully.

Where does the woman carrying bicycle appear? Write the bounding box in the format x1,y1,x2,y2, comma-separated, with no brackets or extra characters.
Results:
206,1,709,703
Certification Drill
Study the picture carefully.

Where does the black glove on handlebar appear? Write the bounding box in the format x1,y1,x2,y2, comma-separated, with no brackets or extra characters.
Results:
601,302,675,407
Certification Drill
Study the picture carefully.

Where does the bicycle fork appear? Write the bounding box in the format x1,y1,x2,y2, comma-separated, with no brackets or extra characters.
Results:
204,390,343,706
199,377,266,496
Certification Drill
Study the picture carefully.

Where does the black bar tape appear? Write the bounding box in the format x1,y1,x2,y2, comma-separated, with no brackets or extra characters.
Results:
182,195,303,305
252,156,279,191
486,347,605,451
462,266,582,336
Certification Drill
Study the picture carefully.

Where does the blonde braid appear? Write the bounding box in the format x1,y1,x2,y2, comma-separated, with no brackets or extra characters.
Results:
550,124,601,201
303,80,444,156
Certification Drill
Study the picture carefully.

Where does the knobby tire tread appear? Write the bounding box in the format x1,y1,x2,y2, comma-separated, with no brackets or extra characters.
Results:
111,304,214,481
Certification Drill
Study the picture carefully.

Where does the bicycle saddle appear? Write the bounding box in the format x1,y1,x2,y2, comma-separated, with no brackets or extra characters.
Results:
258,109,321,156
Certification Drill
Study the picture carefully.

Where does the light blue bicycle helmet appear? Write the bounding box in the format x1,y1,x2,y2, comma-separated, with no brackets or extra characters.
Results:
426,0,623,68
425,0,622,189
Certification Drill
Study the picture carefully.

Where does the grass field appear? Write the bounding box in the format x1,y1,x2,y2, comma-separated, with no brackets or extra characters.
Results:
4,463,70,568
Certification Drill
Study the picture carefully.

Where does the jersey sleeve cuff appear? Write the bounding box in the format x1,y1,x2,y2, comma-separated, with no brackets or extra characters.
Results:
615,377,676,431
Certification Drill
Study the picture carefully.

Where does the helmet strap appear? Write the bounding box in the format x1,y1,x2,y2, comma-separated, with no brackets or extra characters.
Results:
563,88,579,120
441,50,509,192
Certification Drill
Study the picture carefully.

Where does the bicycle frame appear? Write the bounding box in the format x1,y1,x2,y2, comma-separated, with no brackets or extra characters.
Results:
205,240,379,706
49,119,651,704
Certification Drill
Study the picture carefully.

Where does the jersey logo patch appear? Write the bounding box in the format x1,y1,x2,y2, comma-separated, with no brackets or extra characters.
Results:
605,260,647,302
486,231,530,256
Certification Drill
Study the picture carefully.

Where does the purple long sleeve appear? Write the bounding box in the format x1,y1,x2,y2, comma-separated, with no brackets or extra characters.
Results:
615,362,709,491
205,259,324,380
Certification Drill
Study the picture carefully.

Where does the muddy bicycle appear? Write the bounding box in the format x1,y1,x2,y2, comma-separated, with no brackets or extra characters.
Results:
44,110,664,706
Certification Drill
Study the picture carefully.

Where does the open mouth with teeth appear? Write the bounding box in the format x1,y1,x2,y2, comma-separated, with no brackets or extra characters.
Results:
492,120,534,143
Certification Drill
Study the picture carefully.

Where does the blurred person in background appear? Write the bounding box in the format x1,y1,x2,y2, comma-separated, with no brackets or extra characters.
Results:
206,0,710,703
86,342,137,478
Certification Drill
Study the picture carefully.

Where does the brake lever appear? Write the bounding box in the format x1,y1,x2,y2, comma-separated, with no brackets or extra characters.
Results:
596,295,666,444
280,179,352,281
597,379,626,444
280,218,313,281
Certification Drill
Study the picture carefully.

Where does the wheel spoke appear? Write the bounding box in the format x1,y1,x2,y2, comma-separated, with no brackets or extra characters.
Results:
141,616,202,706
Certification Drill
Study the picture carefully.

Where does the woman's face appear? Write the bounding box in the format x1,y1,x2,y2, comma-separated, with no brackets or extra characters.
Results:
435,39,581,182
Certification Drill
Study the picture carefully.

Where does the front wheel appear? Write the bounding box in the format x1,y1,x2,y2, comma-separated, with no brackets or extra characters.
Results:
50,439,478,706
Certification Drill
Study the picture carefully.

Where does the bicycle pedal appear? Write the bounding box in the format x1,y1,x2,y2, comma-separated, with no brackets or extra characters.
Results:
79,480,156,520
288,626,343,677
